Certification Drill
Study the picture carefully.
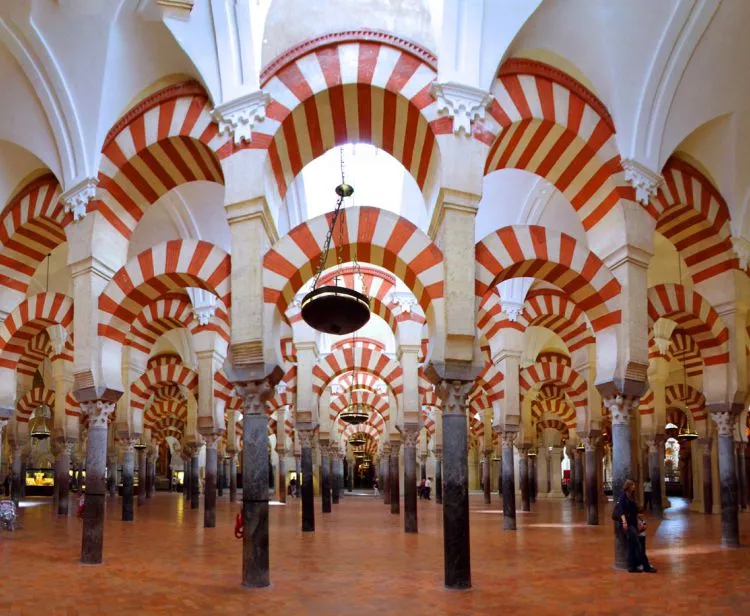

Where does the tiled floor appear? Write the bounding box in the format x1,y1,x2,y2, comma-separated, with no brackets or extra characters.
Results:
1,491,749,615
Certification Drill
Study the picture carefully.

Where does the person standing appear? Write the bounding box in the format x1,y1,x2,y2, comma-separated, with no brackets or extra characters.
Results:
424,477,432,501
616,479,656,573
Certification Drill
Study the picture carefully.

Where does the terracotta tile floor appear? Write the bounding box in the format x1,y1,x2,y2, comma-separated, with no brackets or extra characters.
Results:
1,491,749,615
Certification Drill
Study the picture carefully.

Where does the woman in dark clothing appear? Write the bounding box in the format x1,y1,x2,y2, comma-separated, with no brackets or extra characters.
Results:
616,479,657,573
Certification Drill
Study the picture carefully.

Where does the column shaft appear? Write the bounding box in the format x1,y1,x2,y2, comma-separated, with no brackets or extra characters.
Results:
145,456,153,499
217,457,225,497
389,447,400,514
301,444,314,531
703,446,713,514
482,454,491,505
137,448,147,507
56,446,71,516
585,446,599,525
277,454,287,503
737,444,747,511
383,451,391,505
331,456,339,505
122,446,135,522
718,434,739,547
229,456,238,503
611,412,632,571
404,435,418,533
242,412,270,587
649,440,664,518
575,450,584,510
190,454,200,510
502,439,516,530
80,410,111,565
442,411,470,589
321,450,331,513
204,443,218,528
529,453,537,503
10,447,22,505
520,450,530,512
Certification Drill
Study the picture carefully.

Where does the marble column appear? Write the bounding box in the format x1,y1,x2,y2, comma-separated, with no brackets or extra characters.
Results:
382,443,391,505
299,430,315,532
403,426,419,533
482,449,491,505
529,450,537,503
276,449,286,503
574,447,584,510
190,451,200,510
434,446,443,505
549,447,564,497
10,444,23,505
145,451,154,500
737,443,747,511
583,436,600,525
229,453,238,503
56,441,73,516
336,454,344,501
121,440,136,522
389,440,401,515
237,381,273,588
519,446,530,512
440,380,472,589
711,410,739,548
217,455,225,497
320,444,331,514
183,455,191,501
420,452,428,481
203,436,220,528
699,438,713,514
80,401,116,565
330,450,340,505
223,457,231,493
608,396,635,570
137,447,147,507
107,451,117,497
647,435,665,518
502,432,517,530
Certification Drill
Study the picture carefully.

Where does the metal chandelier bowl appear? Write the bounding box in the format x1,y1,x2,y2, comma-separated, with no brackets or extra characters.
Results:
29,404,52,440
301,285,370,335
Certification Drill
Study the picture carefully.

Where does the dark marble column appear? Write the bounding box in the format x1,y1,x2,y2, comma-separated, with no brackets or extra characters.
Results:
80,401,116,565
434,446,443,505
137,447,147,507
237,382,273,589
276,449,287,503
382,444,391,505
711,410,739,548
700,438,713,514
575,447,584,510
440,381,472,589
145,452,154,500
583,436,599,525
20,457,27,499
403,427,419,533
320,445,332,514
203,437,219,528
519,447,530,512
647,436,665,518
529,450,537,503
482,450,491,505
223,458,231,493
229,453,238,503
121,440,135,522
609,397,634,571
299,430,315,532
190,452,200,510
10,445,23,505
183,455,191,501
107,452,117,497
737,443,747,511
56,441,72,516
217,455,225,497
389,441,400,515
502,433,517,530
420,453,427,481
330,451,340,505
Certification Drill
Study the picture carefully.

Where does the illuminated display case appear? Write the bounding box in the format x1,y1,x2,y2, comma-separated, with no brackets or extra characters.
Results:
25,468,55,496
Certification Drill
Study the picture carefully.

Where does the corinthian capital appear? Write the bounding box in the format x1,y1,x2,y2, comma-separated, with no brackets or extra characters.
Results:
80,400,116,430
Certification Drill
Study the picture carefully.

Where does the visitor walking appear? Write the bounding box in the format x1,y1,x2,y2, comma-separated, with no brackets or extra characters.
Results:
418,478,425,499
424,477,432,500
615,479,656,573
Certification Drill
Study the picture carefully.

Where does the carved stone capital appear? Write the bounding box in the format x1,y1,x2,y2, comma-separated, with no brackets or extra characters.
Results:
389,439,402,456
297,428,315,449
401,424,420,448
432,445,442,461
436,379,472,415
621,159,663,206
235,378,274,415
61,177,98,222
645,434,665,454
212,90,270,145
710,409,736,438
80,400,116,430
501,431,518,448
118,438,138,455
430,81,493,136
606,395,638,425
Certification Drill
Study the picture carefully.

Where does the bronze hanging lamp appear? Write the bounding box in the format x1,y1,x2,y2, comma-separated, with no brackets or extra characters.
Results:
338,335,370,425
30,254,52,440
301,148,370,335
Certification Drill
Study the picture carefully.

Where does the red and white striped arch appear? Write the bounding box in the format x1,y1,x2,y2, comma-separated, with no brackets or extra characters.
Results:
147,353,182,370
130,363,199,412
97,81,230,239
258,34,441,200
531,397,577,430
150,415,187,443
474,362,504,403
98,240,231,343
484,59,633,231
647,284,728,365
520,362,587,410
145,398,188,430
331,337,386,354
0,174,68,295
264,207,443,319
0,293,73,369
312,346,403,398
340,422,382,441
653,157,735,283
668,330,703,377
476,226,620,331
519,290,595,352
666,407,689,431
536,418,570,438
332,371,389,396
639,383,706,423
15,386,55,423
536,351,572,366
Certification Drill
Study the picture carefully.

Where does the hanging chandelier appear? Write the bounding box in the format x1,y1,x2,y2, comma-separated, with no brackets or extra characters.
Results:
29,404,51,440
339,404,370,425
348,434,366,447
301,148,370,335
134,438,147,450
677,425,699,441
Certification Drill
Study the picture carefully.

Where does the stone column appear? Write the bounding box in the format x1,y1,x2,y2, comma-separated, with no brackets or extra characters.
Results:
56,440,73,516
137,447,147,507
583,436,600,525
433,446,443,505
737,443,747,511
549,447,564,497
10,444,23,505
502,432,517,530
299,429,315,532
420,452,428,481
389,439,401,515
382,443,391,505
711,409,739,547
236,380,274,588
519,446,530,512
229,452,238,503
647,435,665,518
482,449,492,505
145,449,154,499
217,454,225,497
699,438,713,514
320,443,331,514
190,450,200,510
330,449,340,505
183,455,191,501
106,451,117,497
223,457,231,493
120,439,136,522
403,426,419,533
203,435,220,528
80,401,116,565
439,380,473,589
336,453,345,501
529,450,537,503
608,396,635,570
575,447,584,510
276,448,286,503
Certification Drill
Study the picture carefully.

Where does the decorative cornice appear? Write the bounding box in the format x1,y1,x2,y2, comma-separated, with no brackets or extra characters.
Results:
621,159,663,206
260,29,437,86
430,82,493,137
212,90,270,145
498,58,614,132
61,177,98,221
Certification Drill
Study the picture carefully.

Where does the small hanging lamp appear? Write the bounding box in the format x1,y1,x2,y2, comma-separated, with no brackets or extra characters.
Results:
301,148,370,335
